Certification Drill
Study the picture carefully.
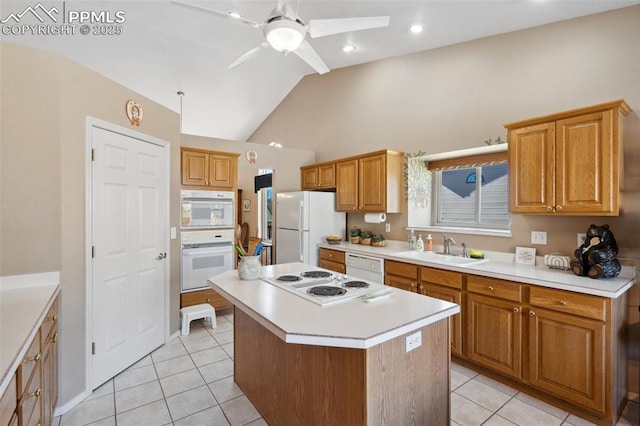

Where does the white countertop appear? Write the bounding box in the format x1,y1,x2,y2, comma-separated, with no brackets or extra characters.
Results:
208,262,460,349
320,241,636,298
0,272,60,396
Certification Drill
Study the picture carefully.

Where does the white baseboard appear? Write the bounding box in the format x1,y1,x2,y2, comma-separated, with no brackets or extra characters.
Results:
53,390,91,417
168,329,180,342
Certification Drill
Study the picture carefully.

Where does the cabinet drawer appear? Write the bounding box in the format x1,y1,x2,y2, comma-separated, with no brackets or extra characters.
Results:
420,267,462,289
319,248,345,264
467,275,522,302
181,289,231,309
18,330,41,395
319,259,346,274
0,375,17,426
41,298,59,344
385,260,418,280
18,363,41,426
529,286,606,321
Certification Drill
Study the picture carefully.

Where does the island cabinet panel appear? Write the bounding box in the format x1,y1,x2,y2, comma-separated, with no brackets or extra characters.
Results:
0,376,17,426
420,267,463,356
234,308,450,426
506,100,629,215
528,307,606,413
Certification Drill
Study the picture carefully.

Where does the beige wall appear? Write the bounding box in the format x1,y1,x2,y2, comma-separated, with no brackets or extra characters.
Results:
249,7,640,394
1,42,181,407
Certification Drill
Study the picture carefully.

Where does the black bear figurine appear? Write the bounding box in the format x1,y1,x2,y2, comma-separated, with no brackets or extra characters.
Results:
570,224,621,279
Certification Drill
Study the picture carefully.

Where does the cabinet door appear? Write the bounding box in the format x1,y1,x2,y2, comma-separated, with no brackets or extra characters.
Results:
317,164,336,188
528,308,605,413
466,293,522,379
556,111,615,214
181,289,232,309
336,159,358,211
319,259,346,274
208,154,235,188
182,150,209,186
358,153,386,212
385,274,417,293
508,123,555,213
421,283,462,356
301,167,318,190
41,334,57,426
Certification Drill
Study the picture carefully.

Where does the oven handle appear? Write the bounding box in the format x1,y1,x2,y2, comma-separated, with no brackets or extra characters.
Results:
182,247,232,256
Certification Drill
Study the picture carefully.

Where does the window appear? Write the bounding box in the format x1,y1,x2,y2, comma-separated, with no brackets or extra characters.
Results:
434,163,510,229
407,145,511,234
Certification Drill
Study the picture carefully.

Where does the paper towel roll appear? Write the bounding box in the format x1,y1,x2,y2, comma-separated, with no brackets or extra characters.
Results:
364,213,387,223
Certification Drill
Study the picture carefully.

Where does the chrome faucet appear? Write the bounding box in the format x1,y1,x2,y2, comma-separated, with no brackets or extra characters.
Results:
462,243,468,258
441,233,456,255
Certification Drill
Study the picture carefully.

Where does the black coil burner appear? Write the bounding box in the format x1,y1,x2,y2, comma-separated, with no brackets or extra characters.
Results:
276,275,302,282
307,286,347,297
301,270,332,279
343,281,370,289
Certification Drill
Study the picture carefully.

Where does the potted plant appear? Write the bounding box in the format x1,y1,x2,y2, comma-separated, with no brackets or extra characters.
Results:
360,230,372,246
350,227,361,244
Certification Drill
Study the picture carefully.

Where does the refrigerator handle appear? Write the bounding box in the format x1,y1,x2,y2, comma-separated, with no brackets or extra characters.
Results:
299,231,304,262
298,201,304,231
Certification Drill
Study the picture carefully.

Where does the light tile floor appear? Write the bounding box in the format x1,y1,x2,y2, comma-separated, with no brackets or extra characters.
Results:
55,310,639,426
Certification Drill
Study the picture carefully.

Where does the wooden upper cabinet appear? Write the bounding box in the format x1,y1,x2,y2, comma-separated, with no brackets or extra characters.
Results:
506,100,630,215
301,162,336,190
181,148,238,189
336,150,403,213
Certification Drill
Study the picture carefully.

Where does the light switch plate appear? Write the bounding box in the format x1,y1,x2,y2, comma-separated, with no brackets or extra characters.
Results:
531,231,547,245
385,223,391,232
170,227,177,240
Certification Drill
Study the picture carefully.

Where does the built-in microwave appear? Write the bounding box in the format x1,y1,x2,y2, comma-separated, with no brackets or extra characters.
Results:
181,190,235,229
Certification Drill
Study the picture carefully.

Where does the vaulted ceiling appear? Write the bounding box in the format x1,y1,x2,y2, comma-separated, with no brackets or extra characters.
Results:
3,0,638,141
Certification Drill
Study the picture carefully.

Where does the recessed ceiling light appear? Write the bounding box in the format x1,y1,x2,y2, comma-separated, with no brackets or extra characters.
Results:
410,24,424,34
269,141,283,148
227,10,241,19
342,44,356,53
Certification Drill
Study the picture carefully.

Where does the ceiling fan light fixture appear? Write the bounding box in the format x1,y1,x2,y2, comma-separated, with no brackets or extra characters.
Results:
264,20,306,53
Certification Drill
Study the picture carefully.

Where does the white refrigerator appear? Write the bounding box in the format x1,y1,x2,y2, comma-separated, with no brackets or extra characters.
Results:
275,191,346,266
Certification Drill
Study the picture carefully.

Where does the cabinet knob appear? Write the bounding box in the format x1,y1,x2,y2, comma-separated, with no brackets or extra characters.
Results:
488,286,494,292
513,308,519,313
206,298,211,302
410,282,416,288
29,353,41,363
559,300,568,306
547,206,554,211
529,311,536,316
49,332,59,343
27,388,41,398
419,285,424,291
556,205,563,211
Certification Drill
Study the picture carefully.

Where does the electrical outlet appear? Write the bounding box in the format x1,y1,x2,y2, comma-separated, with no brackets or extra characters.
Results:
385,223,391,232
406,331,422,352
531,231,547,245
577,233,586,247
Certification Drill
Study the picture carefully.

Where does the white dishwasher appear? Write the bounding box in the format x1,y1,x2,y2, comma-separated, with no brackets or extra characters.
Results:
345,252,385,284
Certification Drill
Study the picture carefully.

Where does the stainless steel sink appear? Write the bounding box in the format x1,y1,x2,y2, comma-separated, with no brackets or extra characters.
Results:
393,251,488,266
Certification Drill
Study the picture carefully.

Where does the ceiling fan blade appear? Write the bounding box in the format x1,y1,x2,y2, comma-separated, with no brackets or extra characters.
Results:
293,40,330,75
228,42,270,69
171,0,264,28
308,16,390,38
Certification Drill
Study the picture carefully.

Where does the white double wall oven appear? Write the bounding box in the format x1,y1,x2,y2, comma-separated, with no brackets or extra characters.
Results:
180,190,236,292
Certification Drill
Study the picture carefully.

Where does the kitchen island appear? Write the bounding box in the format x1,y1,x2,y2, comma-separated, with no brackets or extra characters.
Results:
208,262,459,426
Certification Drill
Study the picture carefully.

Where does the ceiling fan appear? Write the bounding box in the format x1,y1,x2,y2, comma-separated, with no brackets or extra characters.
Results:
172,0,390,74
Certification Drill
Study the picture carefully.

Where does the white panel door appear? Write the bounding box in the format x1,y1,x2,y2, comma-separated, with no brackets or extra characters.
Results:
91,126,167,387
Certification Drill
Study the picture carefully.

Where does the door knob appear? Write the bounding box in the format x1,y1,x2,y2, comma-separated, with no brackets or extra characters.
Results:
156,252,167,260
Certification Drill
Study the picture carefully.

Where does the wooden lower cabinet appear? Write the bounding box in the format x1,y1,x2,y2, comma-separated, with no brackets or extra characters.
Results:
528,307,605,413
466,293,523,379
384,260,418,292
318,248,346,273
181,289,232,309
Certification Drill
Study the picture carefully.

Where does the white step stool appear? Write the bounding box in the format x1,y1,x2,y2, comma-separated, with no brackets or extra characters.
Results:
181,303,216,335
